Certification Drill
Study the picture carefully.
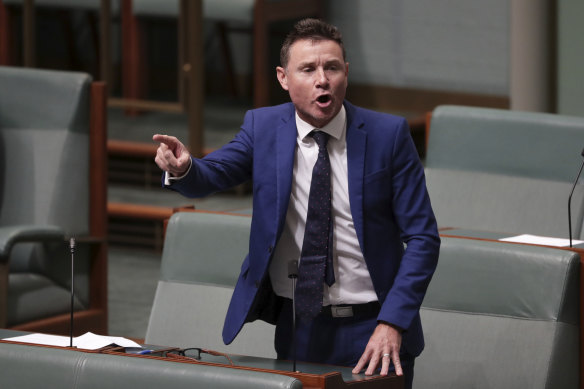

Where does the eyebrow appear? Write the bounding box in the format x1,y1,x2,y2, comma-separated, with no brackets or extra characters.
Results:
296,59,344,69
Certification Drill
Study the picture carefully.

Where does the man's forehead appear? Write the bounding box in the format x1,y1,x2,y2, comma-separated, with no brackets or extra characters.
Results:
289,39,344,61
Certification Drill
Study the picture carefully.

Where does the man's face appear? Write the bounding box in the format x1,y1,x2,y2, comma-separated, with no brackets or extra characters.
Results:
277,39,348,129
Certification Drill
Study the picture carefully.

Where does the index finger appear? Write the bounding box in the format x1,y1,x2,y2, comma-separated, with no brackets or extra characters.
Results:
152,134,178,147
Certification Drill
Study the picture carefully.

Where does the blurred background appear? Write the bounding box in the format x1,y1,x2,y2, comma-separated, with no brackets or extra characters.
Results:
1,0,582,339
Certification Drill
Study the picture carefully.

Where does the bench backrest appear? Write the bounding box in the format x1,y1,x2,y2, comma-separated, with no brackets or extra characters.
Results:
425,105,584,238
415,236,580,388
145,211,276,358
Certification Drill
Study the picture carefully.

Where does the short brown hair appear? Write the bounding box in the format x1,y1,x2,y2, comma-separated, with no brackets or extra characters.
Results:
280,18,346,68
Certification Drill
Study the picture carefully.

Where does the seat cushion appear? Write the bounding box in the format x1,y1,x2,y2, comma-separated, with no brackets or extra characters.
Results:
8,273,84,326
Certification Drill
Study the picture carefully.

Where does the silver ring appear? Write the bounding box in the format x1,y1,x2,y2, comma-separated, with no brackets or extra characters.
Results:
382,353,391,358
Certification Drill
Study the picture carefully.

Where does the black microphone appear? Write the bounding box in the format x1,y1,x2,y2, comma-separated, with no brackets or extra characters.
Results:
568,148,584,247
69,237,76,347
287,260,298,372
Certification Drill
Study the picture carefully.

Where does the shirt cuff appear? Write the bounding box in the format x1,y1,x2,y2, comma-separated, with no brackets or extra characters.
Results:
164,158,192,186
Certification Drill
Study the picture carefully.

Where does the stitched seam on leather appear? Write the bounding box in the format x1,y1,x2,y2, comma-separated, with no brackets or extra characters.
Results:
72,354,87,389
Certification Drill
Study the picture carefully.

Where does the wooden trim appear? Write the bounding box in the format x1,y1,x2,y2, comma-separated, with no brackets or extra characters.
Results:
108,139,158,156
89,82,109,327
90,82,108,240
108,97,183,113
182,0,204,158
347,84,510,114
99,0,112,87
252,0,269,108
0,0,10,66
108,202,174,221
425,111,433,150
121,0,144,115
108,139,215,158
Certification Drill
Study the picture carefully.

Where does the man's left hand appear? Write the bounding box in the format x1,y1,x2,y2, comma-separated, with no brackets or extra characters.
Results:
352,322,403,376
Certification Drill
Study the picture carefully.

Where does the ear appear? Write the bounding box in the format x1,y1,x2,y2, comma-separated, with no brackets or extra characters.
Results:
276,66,289,91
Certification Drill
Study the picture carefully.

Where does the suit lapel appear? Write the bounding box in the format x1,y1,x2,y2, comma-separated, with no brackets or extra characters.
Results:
275,107,297,233
345,102,367,251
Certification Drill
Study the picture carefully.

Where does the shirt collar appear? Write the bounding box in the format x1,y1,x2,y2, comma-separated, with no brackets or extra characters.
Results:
295,105,346,141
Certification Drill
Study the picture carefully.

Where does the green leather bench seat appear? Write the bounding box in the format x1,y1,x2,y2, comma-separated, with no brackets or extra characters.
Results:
425,105,584,238
415,237,580,388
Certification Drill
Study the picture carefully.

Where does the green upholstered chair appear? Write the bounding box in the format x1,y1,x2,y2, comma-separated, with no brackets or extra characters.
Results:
415,237,580,388
425,105,584,238
145,211,276,358
0,66,108,334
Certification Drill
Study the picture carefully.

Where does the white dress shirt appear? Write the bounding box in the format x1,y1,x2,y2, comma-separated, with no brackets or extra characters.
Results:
269,106,378,305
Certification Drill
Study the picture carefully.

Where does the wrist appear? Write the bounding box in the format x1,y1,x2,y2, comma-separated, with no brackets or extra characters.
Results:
378,320,404,333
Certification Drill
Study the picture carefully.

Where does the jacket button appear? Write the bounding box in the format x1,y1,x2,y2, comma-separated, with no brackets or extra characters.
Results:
268,245,273,253
254,281,261,288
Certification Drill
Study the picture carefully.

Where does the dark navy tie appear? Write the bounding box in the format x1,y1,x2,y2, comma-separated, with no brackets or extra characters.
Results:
295,131,335,319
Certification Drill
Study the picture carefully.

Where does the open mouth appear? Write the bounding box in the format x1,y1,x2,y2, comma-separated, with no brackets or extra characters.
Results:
316,95,332,105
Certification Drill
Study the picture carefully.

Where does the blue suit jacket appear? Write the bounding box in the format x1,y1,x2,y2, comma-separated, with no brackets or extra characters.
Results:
168,101,440,357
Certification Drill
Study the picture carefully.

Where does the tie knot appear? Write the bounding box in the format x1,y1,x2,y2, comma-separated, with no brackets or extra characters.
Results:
311,131,328,150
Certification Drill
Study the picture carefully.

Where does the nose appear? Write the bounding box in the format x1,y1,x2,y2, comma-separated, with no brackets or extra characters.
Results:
315,67,329,88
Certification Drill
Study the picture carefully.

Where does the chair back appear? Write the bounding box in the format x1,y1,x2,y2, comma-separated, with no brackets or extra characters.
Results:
425,105,584,238
145,211,276,358
0,66,95,327
416,236,580,388
0,66,90,235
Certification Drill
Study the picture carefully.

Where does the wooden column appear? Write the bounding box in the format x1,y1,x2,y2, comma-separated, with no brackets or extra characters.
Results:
181,0,204,158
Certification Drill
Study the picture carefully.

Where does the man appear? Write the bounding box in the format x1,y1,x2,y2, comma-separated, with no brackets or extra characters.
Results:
154,18,439,388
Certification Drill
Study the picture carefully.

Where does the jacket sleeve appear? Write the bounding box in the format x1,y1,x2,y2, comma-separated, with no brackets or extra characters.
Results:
164,110,256,198
377,119,440,331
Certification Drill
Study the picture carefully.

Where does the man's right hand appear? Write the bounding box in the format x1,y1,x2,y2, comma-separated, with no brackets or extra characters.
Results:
153,134,191,177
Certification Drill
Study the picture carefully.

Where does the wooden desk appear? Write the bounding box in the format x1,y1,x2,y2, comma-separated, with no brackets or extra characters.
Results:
0,329,403,389
440,228,584,389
